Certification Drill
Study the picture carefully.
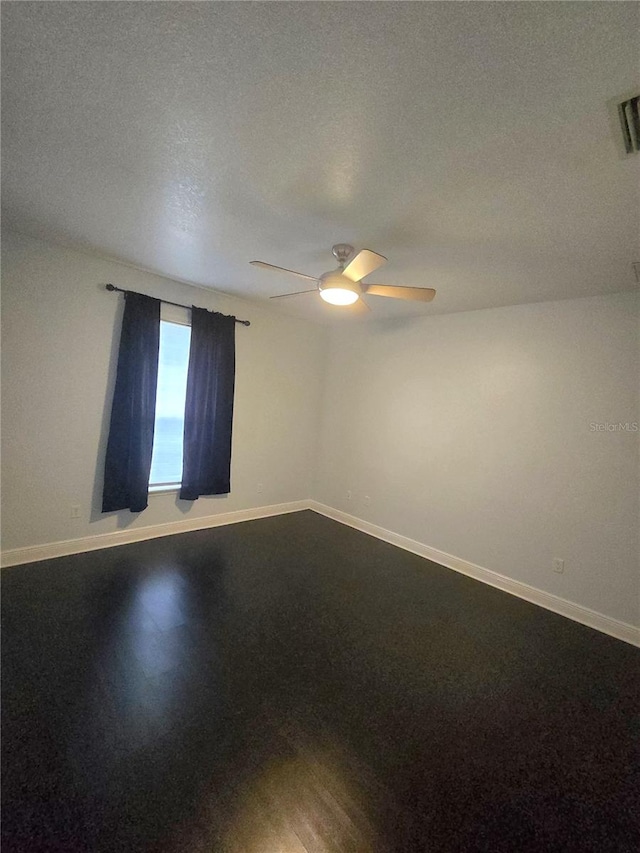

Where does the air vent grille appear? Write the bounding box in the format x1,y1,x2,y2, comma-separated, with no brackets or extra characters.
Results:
617,95,640,154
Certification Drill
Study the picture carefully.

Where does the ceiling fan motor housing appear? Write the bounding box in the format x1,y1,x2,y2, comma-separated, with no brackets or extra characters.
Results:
318,270,360,305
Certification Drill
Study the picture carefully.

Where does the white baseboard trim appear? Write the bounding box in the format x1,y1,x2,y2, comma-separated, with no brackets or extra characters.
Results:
308,501,640,648
0,500,309,568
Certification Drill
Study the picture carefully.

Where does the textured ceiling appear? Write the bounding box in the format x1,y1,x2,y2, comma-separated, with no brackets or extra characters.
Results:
2,1,638,322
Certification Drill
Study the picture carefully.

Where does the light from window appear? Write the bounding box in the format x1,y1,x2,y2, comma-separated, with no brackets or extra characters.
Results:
149,320,191,487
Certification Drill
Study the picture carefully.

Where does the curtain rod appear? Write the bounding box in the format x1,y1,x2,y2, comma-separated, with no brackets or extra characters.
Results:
105,284,251,326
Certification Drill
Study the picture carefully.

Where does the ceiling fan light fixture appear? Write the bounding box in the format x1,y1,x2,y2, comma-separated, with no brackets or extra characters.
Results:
253,244,436,309
318,270,359,306
319,288,359,306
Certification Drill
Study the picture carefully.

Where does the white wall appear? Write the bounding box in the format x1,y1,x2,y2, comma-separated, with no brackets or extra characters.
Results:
1,230,327,551
315,294,639,627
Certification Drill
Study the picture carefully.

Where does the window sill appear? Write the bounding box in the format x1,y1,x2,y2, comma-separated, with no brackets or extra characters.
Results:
148,484,180,495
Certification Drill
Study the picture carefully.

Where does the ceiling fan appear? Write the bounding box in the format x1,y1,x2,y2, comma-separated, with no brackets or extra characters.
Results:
250,244,436,311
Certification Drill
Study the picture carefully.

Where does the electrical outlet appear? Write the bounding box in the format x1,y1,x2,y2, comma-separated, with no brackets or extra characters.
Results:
257,483,264,494
363,495,371,506
553,558,564,574
70,505,81,519
346,490,352,501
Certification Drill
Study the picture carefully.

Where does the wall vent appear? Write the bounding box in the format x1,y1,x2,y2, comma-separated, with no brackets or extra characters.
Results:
617,95,640,154
609,93,640,158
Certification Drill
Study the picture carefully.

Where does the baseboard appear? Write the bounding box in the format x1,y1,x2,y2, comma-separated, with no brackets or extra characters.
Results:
308,501,640,648
0,500,309,568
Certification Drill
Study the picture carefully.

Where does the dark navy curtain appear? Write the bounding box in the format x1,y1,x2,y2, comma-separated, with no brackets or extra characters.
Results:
102,292,160,513
180,307,236,500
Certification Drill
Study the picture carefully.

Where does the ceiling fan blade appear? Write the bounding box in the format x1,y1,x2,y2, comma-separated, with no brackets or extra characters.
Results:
365,284,436,302
250,261,318,284
342,249,387,282
269,289,318,299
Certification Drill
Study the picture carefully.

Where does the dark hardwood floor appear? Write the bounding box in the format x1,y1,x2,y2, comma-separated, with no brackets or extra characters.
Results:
2,510,639,852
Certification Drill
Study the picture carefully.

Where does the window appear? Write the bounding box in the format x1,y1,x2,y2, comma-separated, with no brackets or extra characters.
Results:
149,316,191,489
103,293,236,513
